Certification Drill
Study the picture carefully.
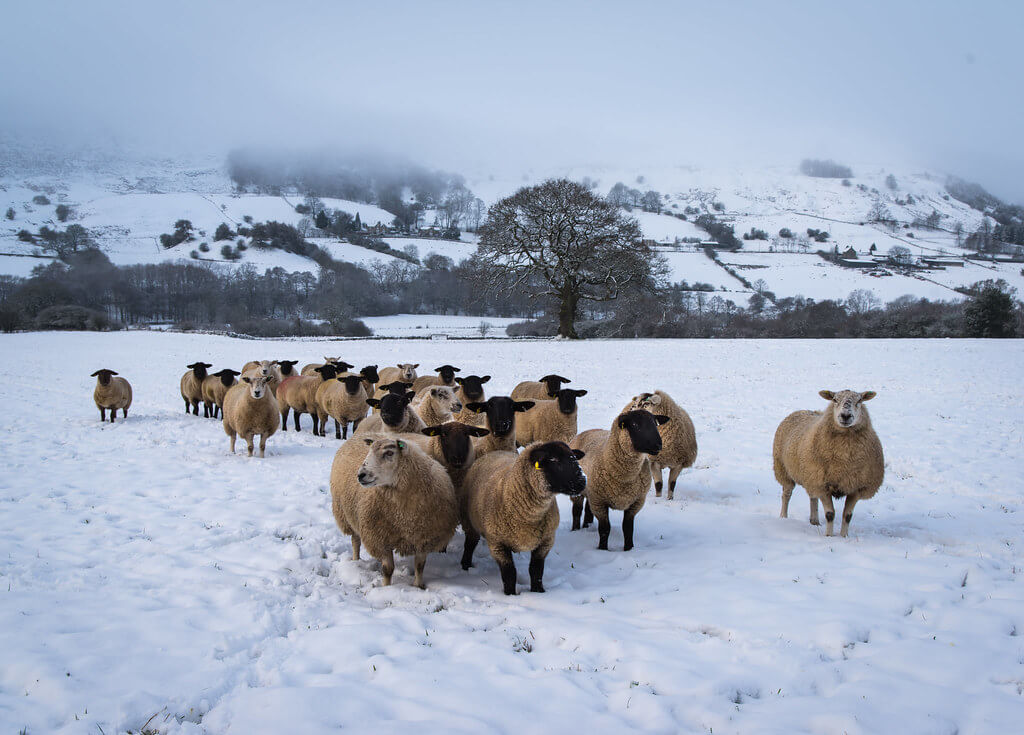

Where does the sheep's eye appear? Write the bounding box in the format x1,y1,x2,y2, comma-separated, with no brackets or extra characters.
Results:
382,450,394,459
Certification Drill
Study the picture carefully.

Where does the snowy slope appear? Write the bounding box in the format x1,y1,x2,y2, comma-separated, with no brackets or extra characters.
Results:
2,332,1023,734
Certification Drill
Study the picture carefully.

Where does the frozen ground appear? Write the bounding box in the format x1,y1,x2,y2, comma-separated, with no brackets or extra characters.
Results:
358,314,523,338
2,333,1023,734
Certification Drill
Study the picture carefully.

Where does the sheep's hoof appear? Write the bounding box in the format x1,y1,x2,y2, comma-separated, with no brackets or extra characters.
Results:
503,587,518,596
809,518,820,526
530,582,545,593
623,543,633,552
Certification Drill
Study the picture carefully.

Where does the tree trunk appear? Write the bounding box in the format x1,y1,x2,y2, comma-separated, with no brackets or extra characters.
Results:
558,291,580,339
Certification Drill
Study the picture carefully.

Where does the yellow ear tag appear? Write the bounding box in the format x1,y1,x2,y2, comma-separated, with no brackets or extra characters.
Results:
534,462,541,469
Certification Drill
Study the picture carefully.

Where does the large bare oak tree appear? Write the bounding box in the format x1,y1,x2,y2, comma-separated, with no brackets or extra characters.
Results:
477,179,664,338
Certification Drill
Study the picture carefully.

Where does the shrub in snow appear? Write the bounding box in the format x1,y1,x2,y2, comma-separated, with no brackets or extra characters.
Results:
32,194,50,205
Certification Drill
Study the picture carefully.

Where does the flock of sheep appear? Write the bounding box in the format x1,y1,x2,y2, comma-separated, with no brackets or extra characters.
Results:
90,357,884,593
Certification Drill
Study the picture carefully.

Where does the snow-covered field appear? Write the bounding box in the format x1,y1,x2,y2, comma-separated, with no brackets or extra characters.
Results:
359,314,523,338
3,332,1023,734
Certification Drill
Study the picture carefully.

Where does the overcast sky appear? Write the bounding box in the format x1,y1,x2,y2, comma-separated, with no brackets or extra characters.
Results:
2,0,1022,201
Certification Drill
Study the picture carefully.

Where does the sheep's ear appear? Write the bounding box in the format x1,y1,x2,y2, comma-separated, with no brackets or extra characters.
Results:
465,402,487,413
411,364,419,369
338,362,354,370
452,366,462,372
616,415,629,429
203,362,213,368
422,426,444,437
860,391,876,402
403,391,416,401
647,393,662,405
654,414,671,425
819,390,835,400
90,370,101,376
574,389,588,397
186,362,197,369
454,377,465,385
514,401,535,412
395,440,406,450
366,398,380,407
480,375,491,383
228,369,240,376
467,426,490,437
572,449,586,460
242,377,251,384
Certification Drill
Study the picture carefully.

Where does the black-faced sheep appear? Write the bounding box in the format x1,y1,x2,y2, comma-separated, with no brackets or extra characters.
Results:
316,373,369,439
202,369,240,419
411,364,461,393
510,374,572,402
180,362,213,415
462,396,535,456
91,369,132,423
460,442,586,595
355,390,425,435
570,410,669,551
515,388,586,446
276,363,340,433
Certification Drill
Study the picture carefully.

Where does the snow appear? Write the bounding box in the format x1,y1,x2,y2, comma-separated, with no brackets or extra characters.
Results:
358,314,523,338
3,332,1023,734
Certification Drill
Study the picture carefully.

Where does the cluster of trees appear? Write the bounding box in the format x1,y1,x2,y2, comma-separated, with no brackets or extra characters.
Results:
15,223,94,257
694,214,741,249
607,183,663,213
743,228,768,241
800,159,854,178
159,219,195,248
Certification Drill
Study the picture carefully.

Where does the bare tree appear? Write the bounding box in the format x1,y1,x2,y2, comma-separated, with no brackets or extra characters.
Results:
477,179,666,338
846,289,881,314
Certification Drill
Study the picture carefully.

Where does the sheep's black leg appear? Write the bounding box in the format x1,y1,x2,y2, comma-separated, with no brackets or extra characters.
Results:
623,500,643,551
280,407,289,430
583,499,594,528
654,481,663,497
592,504,611,550
183,398,190,413
99,407,106,422
293,411,301,431
123,408,129,419
571,496,584,530
494,545,517,595
342,422,349,440
335,418,341,440
461,527,480,569
529,549,546,593
312,413,320,435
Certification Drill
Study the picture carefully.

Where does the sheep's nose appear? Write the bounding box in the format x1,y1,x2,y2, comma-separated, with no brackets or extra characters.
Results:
840,412,852,422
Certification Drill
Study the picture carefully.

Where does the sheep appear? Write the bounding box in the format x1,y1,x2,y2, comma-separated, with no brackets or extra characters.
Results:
774,389,884,537
510,374,572,402
180,362,213,415
241,359,272,375
357,364,380,396
460,442,586,595
330,435,458,588
241,360,285,398
411,422,490,488
276,363,340,433
275,359,299,378
371,380,414,406
315,373,369,439
624,390,697,499
515,388,587,446
301,357,353,376
411,385,463,427
202,368,240,419
461,396,535,456
411,364,461,393
222,375,280,457
570,410,670,551
355,390,425,435
377,363,419,387
91,369,132,423
453,374,491,426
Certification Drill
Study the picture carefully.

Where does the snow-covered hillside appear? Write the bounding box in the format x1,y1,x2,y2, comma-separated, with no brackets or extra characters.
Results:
2,332,1023,734
2,153,1017,308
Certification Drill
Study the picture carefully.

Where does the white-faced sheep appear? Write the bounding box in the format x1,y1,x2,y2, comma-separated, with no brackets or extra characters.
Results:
180,362,213,415
460,442,586,595
510,374,573,402
515,388,587,446
315,373,369,439
202,369,240,419
411,385,463,427
276,363,340,433
624,390,697,499
330,435,458,588
222,375,280,457
462,396,535,456
570,410,669,551
91,369,132,423
377,363,419,387
774,389,884,537
411,364,461,393
355,390,425,435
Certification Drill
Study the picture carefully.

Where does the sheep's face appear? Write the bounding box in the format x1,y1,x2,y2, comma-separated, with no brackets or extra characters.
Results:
187,362,213,379
466,396,533,437
455,374,491,401
215,368,240,387
251,360,275,378
396,363,419,382
435,364,461,385
428,386,462,416
820,390,876,429
627,392,662,412
540,374,571,397
361,365,380,384
276,360,299,376
529,441,587,496
373,391,414,427
241,375,272,400
339,374,366,396
422,422,489,468
357,438,407,487
91,369,118,386
380,381,412,396
555,388,587,415
616,410,669,456
314,364,340,381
